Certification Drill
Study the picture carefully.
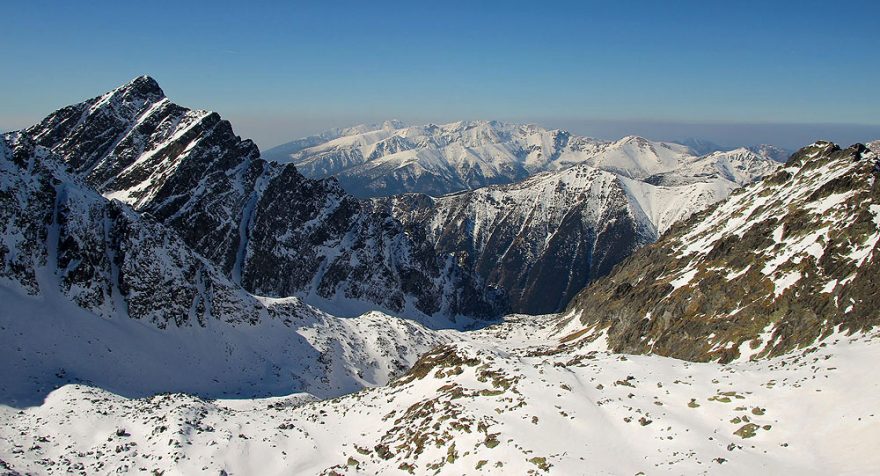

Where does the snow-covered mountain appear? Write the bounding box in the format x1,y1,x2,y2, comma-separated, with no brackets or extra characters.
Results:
264,121,786,197
262,121,782,315
746,143,790,163
15,77,781,319
374,140,782,314
645,147,784,186
264,120,589,197
263,120,408,160
563,141,880,362
18,76,502,324
381,164,743,314
0,130,446,407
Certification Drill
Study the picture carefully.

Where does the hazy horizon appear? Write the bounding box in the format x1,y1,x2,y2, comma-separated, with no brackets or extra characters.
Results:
3,89,878,152
233,114,880,152
3,0,879,151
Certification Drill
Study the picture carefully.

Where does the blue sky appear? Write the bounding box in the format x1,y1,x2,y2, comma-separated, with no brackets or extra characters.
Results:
2,0,879,149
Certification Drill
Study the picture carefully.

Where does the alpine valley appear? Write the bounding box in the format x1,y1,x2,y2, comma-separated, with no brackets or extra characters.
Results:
2,77,879,475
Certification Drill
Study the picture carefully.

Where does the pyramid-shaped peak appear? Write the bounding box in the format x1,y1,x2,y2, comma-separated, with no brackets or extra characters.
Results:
117,75,165,99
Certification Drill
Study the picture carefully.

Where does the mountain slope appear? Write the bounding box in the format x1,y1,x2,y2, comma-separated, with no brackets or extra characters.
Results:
19,76,502,324
562,141,880,362
0,128,444,407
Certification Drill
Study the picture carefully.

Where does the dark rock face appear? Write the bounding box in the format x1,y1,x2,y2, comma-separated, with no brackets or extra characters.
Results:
564,142,880,363
380,166,656,314
1,131,263,328
17,77,502,323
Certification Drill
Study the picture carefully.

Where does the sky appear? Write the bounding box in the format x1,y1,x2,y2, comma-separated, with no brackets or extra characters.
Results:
2,0,879,150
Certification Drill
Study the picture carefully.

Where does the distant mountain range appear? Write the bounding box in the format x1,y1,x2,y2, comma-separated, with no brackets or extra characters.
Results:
263,120,789,198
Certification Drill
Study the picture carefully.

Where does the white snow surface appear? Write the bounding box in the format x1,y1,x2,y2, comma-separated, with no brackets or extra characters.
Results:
0,281,447,408
1,315,878,475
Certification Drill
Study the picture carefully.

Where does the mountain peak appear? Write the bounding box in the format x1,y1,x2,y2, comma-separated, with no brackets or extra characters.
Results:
381,119,406,130
116,75,165,100
616,135,651,146
785,140,839,166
